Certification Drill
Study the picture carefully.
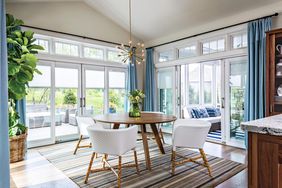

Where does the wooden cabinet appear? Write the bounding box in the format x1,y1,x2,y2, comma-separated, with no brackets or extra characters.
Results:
248,132,282,188
266,28,282,116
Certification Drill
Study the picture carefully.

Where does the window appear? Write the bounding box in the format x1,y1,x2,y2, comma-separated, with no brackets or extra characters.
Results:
188,64,200,104
54,42,79,56
178,45,196,58
85,70,105,115
33,39,49,53
232,33,247,49
159,51,174,62
203,64,213,104
202,39,225,55
109,71,126,113
83,46,104,60
107,50,121,62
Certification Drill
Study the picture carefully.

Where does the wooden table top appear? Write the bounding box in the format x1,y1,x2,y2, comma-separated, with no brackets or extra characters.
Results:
94,112,177,125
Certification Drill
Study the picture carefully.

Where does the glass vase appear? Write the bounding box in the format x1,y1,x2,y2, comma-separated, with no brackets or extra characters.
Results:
129,103,141,117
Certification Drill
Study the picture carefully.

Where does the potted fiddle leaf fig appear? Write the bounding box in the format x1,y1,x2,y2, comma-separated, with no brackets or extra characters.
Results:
6,14,44,163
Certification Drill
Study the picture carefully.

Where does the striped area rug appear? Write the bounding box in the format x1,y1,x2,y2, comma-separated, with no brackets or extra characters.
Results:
38,141,246,188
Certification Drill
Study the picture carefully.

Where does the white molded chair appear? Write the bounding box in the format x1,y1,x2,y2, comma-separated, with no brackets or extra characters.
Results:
85,125,139,188
142,111,166,144
171,119,212,176
74,116,103,155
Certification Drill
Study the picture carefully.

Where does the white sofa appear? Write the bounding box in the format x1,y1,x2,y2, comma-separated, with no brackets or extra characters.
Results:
182,106,221,132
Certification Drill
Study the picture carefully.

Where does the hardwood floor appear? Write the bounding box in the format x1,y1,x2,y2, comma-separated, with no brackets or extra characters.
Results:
10,135,247,188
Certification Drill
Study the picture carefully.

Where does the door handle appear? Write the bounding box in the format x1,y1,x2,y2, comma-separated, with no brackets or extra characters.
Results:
83,97,86,108
80,98,83,108
221,97,225,109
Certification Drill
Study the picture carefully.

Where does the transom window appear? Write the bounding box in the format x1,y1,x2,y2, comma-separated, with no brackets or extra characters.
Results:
178,45,196,58
159,51,174,62
232,33,247,49
107,50,121,62
83,46,104,60
54,41,79,56
202,39,225,55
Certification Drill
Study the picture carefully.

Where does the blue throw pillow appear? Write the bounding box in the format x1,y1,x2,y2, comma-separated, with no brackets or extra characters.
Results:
199,108,209,118
215,108,221,116
191,107,201,118
205,107,216,117
189,108,197,118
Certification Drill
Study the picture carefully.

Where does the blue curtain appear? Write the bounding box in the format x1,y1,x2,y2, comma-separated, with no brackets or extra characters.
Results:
16,99,26,125
144,48,156,111
0,1,11,187
126,49,138,111
244,17,272,146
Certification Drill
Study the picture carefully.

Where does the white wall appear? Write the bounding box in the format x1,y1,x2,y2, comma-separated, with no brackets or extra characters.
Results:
6,1,144,90
145,1,282,47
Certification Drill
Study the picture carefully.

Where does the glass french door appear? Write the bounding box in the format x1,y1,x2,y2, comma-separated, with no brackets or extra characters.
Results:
26,62,54,147
157,67,176,133
224,57,247,148
81,66,127,116
54,63,81,141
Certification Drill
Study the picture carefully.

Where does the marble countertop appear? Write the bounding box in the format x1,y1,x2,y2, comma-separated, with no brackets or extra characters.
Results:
241,114,282,136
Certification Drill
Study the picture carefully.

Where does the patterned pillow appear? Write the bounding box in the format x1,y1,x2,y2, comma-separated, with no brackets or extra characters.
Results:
205,107,217,117
191,107,201,118
215,108,221,116
199,108,209,118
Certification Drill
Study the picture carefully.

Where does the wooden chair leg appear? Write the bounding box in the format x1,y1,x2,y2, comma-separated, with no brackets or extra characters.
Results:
171,150,176,175
73,135,83,155
199,149,212,177
133,150,140,174
117,156,122,188
102,154,108,169
159,128,165,144
84,152,97,184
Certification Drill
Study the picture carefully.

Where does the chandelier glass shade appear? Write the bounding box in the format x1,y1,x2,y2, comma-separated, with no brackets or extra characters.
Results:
117,0,145,65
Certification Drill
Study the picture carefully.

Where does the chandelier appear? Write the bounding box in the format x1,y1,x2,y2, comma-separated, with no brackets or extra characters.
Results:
117,0,145,65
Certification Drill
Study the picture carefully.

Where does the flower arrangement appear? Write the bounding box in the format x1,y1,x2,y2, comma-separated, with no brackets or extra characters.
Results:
128,90,145,117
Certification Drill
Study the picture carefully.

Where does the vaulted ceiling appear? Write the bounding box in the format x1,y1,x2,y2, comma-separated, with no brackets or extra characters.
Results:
7,0,282,45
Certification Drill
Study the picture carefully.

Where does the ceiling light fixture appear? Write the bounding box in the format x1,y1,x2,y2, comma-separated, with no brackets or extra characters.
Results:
117,0,145,65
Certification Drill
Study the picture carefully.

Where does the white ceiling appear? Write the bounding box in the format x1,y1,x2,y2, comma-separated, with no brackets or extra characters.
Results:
84,0,281,42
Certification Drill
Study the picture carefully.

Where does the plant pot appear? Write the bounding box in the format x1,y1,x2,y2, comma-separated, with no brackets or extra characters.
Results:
9,132,27,163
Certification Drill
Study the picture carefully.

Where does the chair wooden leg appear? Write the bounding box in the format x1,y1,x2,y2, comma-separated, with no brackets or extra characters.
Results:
199,149,212,177
159,128,165,144
84,152,96,184
117,156,122,188
133,150,140,174
73,135,83,155
102,154,108,169
171,150,176,175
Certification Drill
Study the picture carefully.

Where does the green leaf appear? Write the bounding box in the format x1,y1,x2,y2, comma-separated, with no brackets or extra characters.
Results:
23,54,37,68
15,38,23,45
8,63,21,76
23,37,28,46
24,30,34,39
29,44,45,51
8,79,26,100
7,38,19,45
13,31,22,38
16,70,33,83
34,68,42,75
21,45,29,53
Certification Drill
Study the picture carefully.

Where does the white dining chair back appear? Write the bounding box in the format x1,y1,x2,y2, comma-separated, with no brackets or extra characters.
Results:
173,119,211,150
76,116,103,136
87,125,138,156
171,119,212,176
85,125,139,187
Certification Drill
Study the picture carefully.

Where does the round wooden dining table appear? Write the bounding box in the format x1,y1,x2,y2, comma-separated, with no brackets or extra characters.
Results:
94,112,177,170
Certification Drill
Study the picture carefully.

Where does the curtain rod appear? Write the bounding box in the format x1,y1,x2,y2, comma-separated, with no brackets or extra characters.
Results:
147,12,279,49
22,25,130,47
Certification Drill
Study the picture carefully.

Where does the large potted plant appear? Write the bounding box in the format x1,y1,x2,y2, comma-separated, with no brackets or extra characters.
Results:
6,14,44,163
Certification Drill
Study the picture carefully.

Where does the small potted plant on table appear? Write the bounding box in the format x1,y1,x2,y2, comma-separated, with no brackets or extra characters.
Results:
128,90,145,117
